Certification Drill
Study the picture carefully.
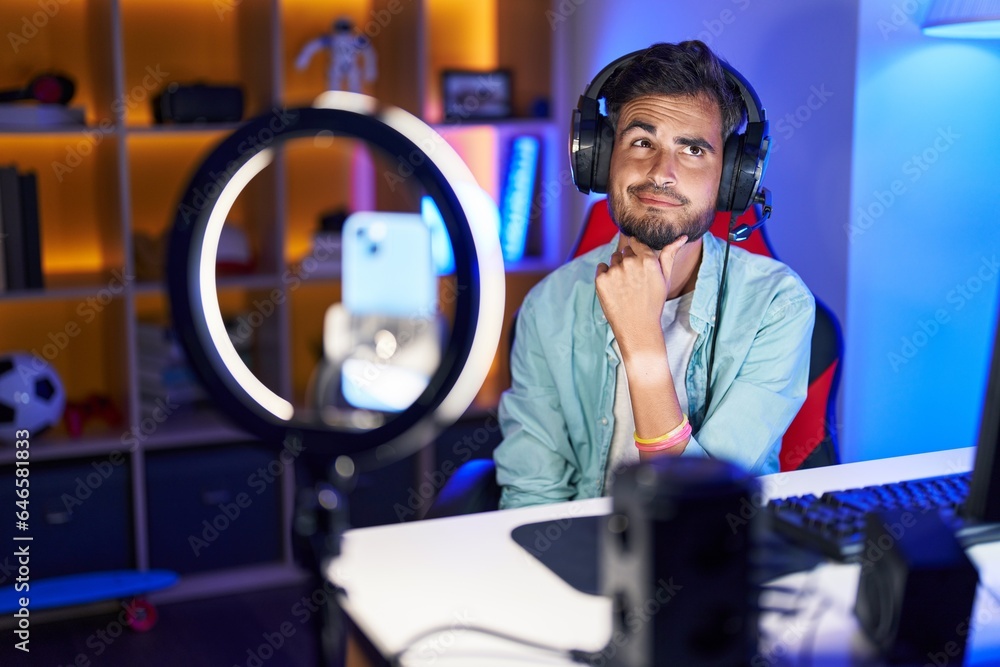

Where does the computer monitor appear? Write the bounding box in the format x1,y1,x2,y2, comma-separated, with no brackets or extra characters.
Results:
966,301,1000,522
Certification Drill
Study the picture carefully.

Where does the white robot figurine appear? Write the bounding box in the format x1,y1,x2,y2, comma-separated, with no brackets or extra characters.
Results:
296,18,377,93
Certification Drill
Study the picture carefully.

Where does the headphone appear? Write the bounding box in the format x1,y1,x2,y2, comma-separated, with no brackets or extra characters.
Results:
570,49,772,241
0,73,75,105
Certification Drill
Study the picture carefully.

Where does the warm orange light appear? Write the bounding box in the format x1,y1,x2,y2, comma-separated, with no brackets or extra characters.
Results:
119,0,241,126
128,132,230,237
281,0,371,107
0,135,118,275
437,127,500,201
283,137,359,264
425,0,498,122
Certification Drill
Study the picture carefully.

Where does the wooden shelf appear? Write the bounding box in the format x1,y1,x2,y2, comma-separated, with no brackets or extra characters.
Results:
0,0,563,605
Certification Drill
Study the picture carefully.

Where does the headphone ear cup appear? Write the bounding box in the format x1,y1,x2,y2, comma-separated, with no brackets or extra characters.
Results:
717,132,743,212
571,97,601,194
590,116,615,195
718,120,769,214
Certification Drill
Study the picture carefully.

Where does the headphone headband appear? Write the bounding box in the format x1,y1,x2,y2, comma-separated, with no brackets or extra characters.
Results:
580,48,766,126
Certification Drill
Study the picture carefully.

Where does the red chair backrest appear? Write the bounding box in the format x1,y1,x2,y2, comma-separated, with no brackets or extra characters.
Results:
573,199,840,471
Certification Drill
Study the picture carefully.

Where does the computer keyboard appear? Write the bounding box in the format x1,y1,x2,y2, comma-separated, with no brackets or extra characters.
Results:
766,471,1000,561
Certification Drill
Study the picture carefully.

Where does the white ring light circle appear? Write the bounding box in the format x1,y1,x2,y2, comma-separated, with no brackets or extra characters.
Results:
169,92,505,460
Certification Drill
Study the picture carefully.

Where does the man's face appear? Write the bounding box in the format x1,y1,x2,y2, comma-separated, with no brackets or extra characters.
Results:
606,93,724,250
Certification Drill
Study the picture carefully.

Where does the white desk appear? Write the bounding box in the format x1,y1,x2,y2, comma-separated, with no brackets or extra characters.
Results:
326,447,1000,666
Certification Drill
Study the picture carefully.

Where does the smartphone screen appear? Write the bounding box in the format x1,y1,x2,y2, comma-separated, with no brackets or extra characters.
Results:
341,212,437,318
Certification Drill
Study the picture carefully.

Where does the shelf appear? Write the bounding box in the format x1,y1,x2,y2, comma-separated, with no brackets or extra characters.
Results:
0,0,118,126
0,270,135,302
132,273,283,296
0,429,130,465
430,117,555,133
125,122,245,135
0,124,119,136
0,0,562,605
150,562,307,606
134,407,255,450
0,133,124,278
0,298,130,420
119,0,275,126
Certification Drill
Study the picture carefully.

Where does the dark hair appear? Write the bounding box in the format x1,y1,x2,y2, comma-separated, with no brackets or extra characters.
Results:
599,40,745,141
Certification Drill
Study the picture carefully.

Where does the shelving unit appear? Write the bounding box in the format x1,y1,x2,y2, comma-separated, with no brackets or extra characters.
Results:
0,0,564,600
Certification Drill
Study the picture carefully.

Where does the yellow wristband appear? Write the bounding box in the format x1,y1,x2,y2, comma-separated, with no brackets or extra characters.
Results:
634,414,689,445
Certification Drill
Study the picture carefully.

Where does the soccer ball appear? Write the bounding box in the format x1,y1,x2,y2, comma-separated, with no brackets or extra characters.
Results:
0,353,66,443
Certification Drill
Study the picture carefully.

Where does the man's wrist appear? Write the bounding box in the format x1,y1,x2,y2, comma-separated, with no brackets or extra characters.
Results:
621,350,671,388
620,338,667,367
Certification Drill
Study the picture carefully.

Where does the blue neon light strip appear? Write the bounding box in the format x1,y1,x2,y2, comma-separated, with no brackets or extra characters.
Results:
421,195,455,275
500,136,540,262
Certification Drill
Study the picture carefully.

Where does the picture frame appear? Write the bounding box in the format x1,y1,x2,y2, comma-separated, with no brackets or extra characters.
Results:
441,69,512,121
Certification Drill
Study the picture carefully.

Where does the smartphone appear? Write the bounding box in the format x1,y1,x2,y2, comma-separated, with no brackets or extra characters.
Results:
342,212,437,318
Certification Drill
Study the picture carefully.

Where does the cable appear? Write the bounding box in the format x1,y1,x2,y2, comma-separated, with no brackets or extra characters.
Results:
704,210,738,410
388,624,599,666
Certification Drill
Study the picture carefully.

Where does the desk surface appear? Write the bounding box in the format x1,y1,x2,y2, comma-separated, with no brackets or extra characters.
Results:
327,447,1000,666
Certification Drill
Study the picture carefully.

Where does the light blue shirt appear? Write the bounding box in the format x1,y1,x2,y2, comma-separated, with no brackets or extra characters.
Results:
494,232,815,509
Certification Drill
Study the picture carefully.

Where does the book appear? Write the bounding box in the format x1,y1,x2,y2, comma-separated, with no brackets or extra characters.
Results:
0,104,85,128
18,171,43,289
0,176,6,292
0,166,25,290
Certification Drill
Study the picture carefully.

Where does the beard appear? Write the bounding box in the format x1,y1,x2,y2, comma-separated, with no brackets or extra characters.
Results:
608,183,715,250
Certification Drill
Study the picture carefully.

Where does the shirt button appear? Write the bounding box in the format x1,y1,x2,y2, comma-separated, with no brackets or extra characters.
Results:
607,354,615,362
600,417,608,425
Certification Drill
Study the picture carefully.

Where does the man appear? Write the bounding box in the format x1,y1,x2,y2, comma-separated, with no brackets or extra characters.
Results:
493,41,815,509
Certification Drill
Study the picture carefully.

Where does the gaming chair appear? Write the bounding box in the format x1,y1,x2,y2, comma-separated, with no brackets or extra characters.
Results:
570,199,842,472
425,201,842,519
425,45,841,518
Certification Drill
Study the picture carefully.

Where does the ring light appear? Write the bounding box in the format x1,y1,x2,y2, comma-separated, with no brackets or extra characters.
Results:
168,92,504,465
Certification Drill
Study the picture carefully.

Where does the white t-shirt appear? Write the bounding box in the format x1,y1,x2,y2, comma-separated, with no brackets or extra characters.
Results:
604,291,697,492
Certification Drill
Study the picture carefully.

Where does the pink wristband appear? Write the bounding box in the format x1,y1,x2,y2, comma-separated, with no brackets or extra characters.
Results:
634,420,692,452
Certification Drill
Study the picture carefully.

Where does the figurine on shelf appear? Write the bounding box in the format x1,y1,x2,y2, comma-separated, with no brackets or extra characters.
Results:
295,17,377,93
